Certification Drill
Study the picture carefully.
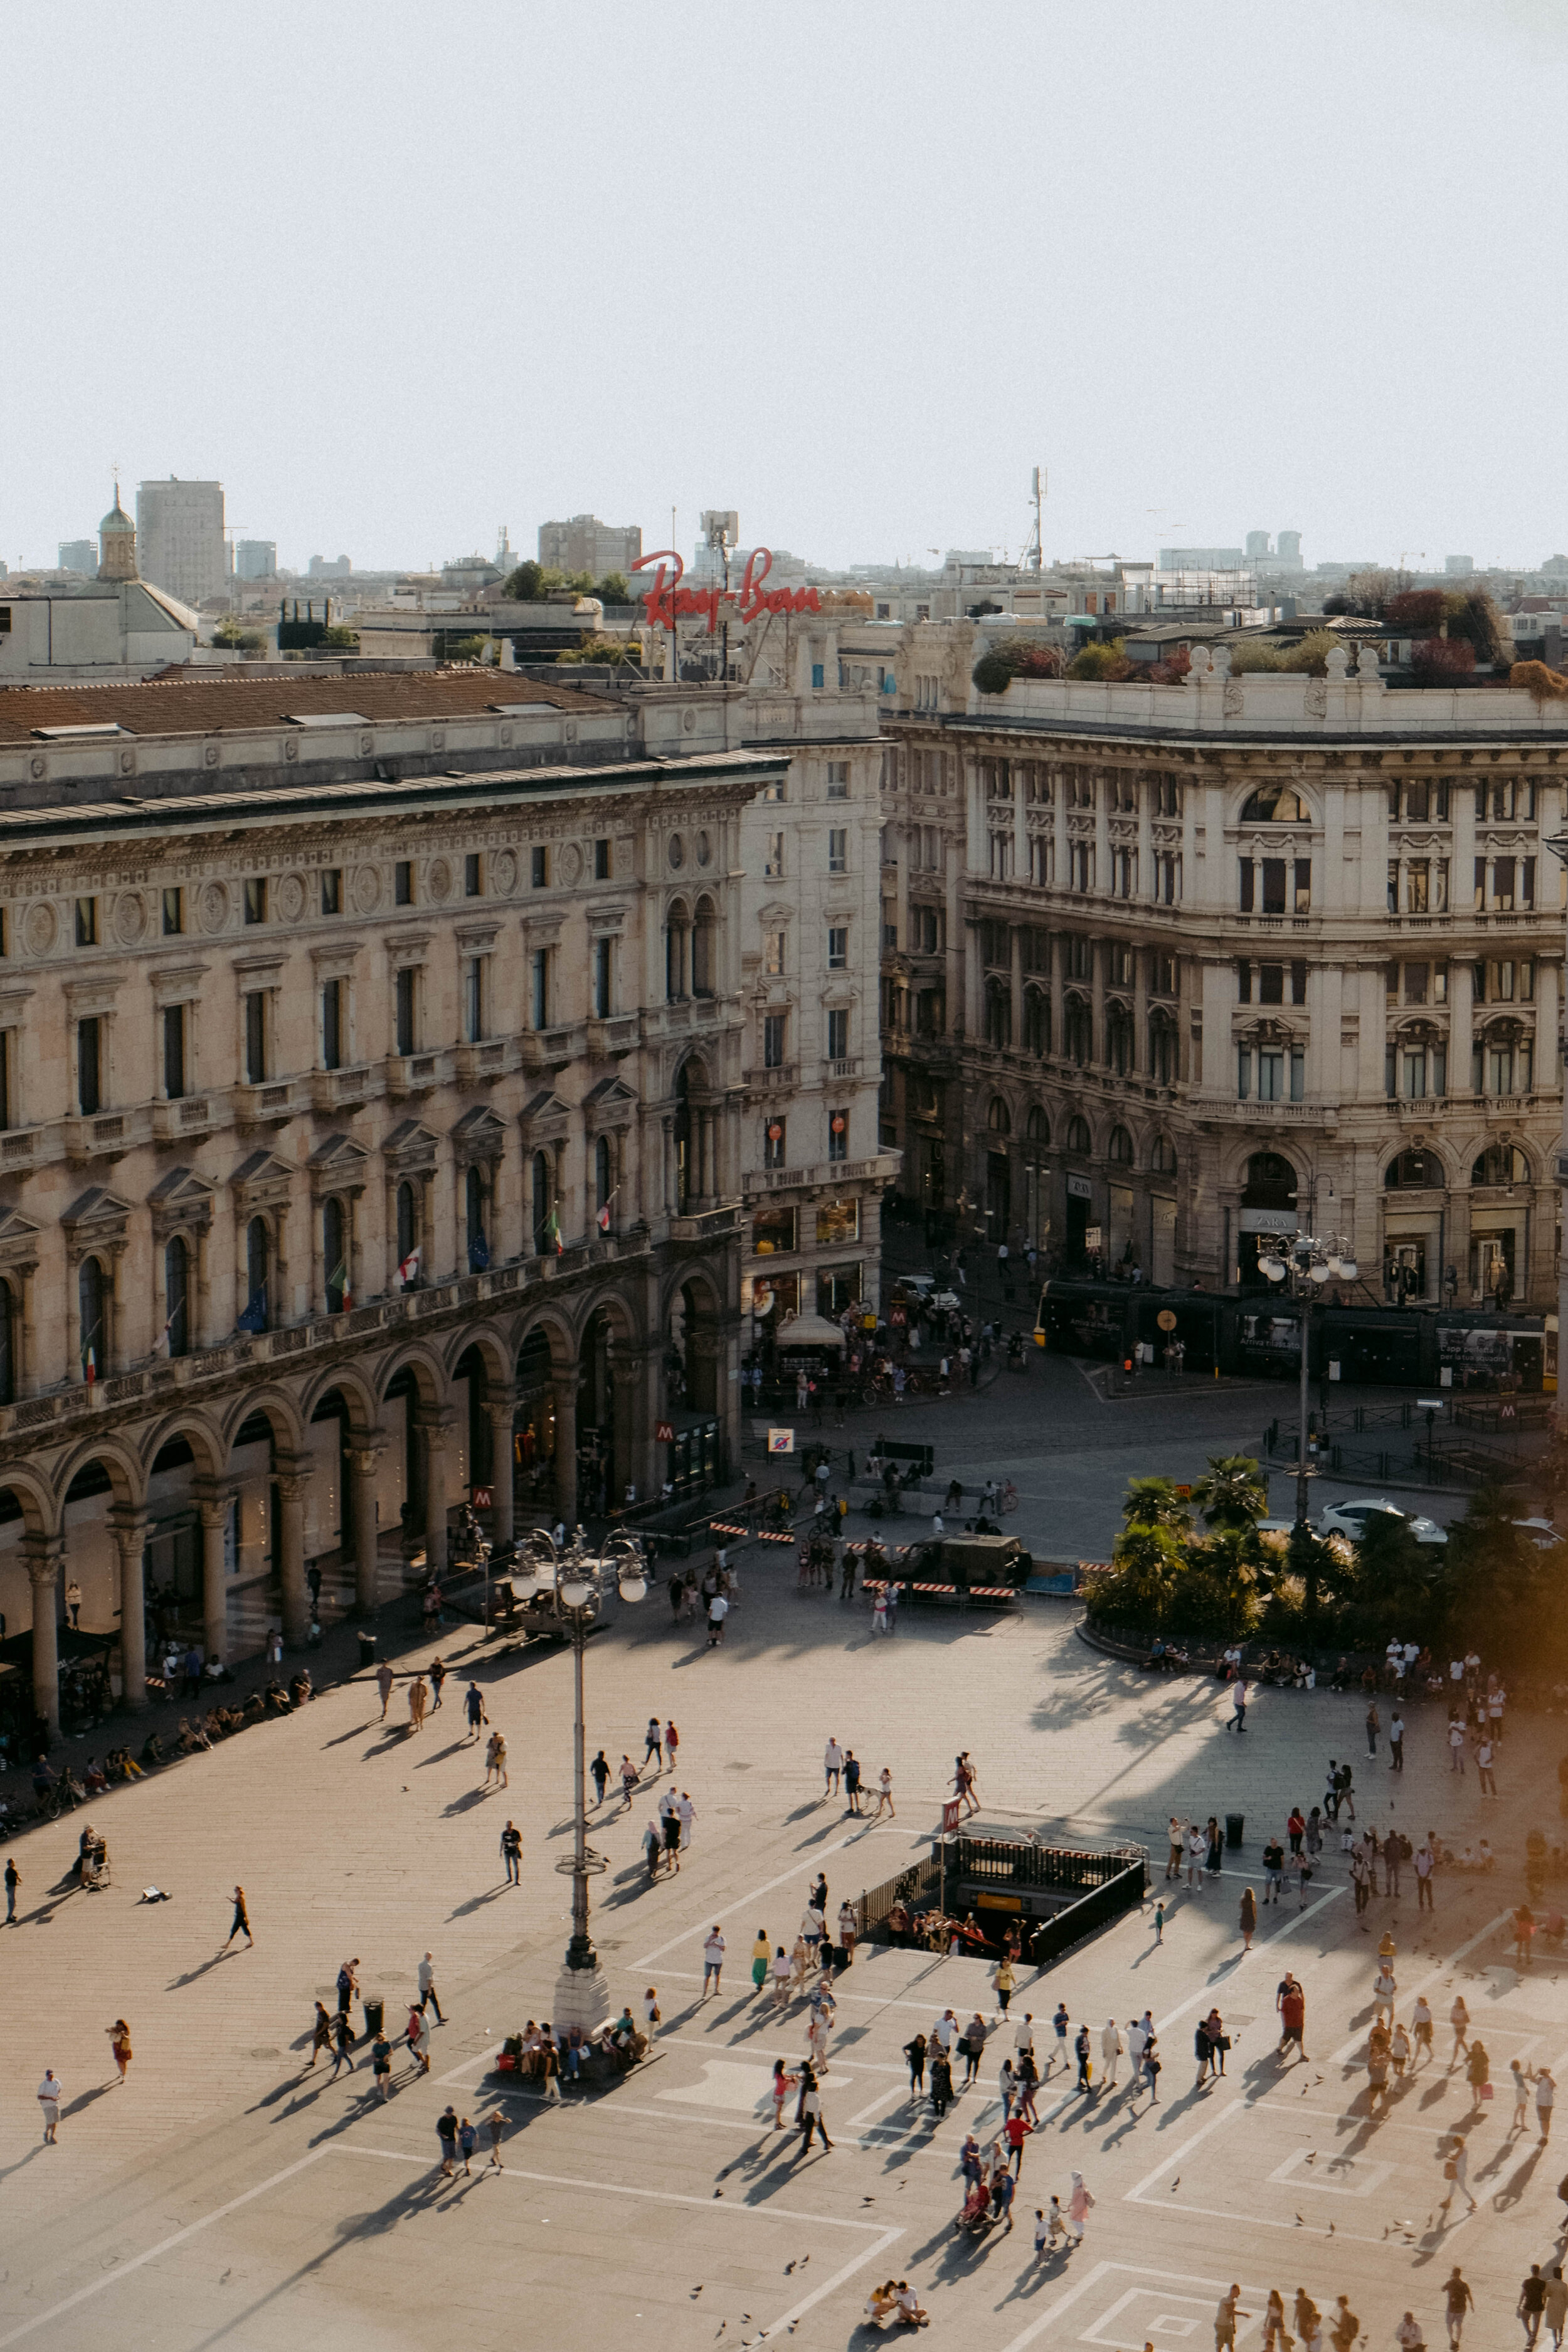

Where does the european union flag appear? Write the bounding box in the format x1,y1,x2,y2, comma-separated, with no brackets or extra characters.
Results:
236,1288,267,1334
467,1229,490,1273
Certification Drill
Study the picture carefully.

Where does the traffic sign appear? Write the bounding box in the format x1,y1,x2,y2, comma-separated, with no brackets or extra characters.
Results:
1157,1310,1178,1332
768,1427,795,1454
655,1420,675,1443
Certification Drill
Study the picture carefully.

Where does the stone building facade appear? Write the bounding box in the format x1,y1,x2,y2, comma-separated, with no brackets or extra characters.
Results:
879,625,1566,1316
0,669,791,1729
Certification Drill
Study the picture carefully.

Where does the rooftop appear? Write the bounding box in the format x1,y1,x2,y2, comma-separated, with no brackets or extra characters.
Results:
0,667,603,745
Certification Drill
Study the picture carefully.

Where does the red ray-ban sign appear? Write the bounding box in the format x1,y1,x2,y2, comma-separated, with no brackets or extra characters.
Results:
633,546,823,634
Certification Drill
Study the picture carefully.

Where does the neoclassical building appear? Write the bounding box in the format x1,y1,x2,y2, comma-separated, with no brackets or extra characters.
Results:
0,667,792,1729
878,625,1566,1315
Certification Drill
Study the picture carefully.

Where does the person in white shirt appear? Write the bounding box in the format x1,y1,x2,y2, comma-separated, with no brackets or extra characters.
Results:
1127,2017,1147,2072
1099,2018,1123,2085
1186,1824,1206,1888
1014,2012,1036,2055
676,1791,696,1849
823,1740,844,1796
933,2008,958,2054
36,2070,62,2142
701,1927,726,1996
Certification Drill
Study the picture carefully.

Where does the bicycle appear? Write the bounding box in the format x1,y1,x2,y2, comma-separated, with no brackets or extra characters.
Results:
999,1480,1019,1514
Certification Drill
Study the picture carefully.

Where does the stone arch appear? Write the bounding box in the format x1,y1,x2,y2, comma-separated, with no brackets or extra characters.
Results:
440,1320,513,1389
137,1409,227,1483
512,1309,579,1520
0,1463,60,1541
375,1342,448,1410
299,1359,381,1434
1236,782,1315,825
216,1386,305,1458
1384,1144,1447,1190
53,1433,146,1516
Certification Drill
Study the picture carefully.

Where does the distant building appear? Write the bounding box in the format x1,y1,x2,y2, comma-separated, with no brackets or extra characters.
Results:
136,477,226,606
1244,531,1273,559
538,515,642,577
58,538,97,576
308,553,351,578
1159,546,1244,570
1446,555,1475,576
0,488,199,678
236,539,277,580
1275,531,1303,568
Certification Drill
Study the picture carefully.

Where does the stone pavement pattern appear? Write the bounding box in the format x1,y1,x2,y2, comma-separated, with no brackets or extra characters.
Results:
0,1545,1558,2350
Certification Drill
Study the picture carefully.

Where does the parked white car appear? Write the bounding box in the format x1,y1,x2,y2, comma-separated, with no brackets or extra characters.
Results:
1513,1517,1560,1550
1317,1497,1449,1547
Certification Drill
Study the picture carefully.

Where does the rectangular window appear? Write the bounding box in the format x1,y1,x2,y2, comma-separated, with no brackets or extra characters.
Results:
593,936,613,1019
243,877,267,926
1236,1045,1251,1101
1291,960,1308,1006
827,1009,849,1059
593,837,611,881
761,779,786,804
531,845,548,888
1520,957,1535,1002
826,761,850,798
162,887,183,937
530,948,550,1030
827,926,848,970
1474,856,1486,911
1406,860,1429,913
0,1031,9,1130
763,1012,787,1069
77,1017,101,1115
1290,1045,1305,1103
1523,857,1537,908
765,832,785,878
1494,856,1516,911
811,662,825,689
883,922,898,950
1238,859,1255,913
75,896,98,948
1258,1047,1285,1102
394,967,416,1057
1434,961,1448,1004
464,853,483,898
244,990,267,1083
1261,858,1286,914
765,930,786,976
394,861,414,907
162,1003,186,1099
763,1118,787,1168
1237,960,1252,1004
322,980,343,1071
752,1202,797,1253
464,958,484,1043
1404,961,1429,1005
827,829,848,874
1259,963,1284,1005
827,1108,848,1162
320,867,342,916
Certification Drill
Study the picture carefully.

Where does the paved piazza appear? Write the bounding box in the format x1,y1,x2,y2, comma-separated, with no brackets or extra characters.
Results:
0,1361,1555,2352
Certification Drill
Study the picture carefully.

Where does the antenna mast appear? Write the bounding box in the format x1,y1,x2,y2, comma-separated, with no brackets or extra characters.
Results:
1023,465,1046,573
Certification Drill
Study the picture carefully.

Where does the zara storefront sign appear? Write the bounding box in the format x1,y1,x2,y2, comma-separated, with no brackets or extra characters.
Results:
633,546,825,633
1238,1207,1298,1234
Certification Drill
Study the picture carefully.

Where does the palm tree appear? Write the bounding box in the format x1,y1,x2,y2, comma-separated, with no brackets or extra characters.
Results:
1121,1476,1192,1532
1193,1455,1266,1532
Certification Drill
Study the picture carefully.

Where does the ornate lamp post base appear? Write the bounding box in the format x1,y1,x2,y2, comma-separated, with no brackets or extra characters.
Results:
553,1954,613,2034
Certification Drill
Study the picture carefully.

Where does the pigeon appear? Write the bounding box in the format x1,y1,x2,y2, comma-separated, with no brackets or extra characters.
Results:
692,2288,704,2299
1306,2153,1318,2163
1170,2177,1180,2190
1295,2213,1303,2225
862,2196,876,2205
1328,2220,1335,2235
784,2264,795,2276
714,2190,724,2199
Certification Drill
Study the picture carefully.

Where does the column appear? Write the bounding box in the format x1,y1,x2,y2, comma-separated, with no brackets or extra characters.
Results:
1009,926,1024,1054
416,1411,454,1575
1537,958,1560,1096
26,1534,65,1735
1091,941,1107,1069
193,1486,232,1668
1133,951,1149,1080
275,1460,310,1645
346,1441,384,1611
107,1511,147,1715
1449,958,1475,1099
608,1349,650,1502
484,1398,516,1547
553,1379,578,1527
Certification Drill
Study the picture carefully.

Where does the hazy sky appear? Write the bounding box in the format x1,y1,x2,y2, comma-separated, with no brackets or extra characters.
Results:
6,1,1564,576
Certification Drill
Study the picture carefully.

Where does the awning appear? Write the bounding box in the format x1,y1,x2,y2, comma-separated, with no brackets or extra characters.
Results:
775,1313,849,1350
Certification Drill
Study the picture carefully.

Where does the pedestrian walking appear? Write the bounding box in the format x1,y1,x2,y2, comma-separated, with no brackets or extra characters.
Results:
824,1738,844,1796
677,1789,696,1850
106,2018,132,2083
1067,2171,1093,2241
408,2003,431,2075
619,1754,639,1809
457,2116,477,2175
996,1956,1017,2013
408,1674,428,1732
437,2105,458,2178
644,1717,663,1772
4,1853,18,1923
1100,2018,1123,2087
1540,2068,1557,2143
1277,1975,1308,2063
590,1748,611,1806
904,2032,927,2095
1214,2287,1250,2349
428,1656,446,1710
706,1590,728,1646
1229,1678,1248,1733
376,1660,394,1718
1440,2136,1476,2215
751,1929,770,1997
371,2030,392,2099
330,2008,356,2077
484,1730,508,1788
462,1682,485,1740
1390,1710,1405,1771
1476,1736,1498,1798
1443,2267,1474,2345
874,1766,895,1816
664,1720,679,1774
225,1883,253,1948
418,1951,444,2023
1239,1885,1257,1952
485,2109,505,2168
37,2070,62,2143
1365,1699,1380,1756
771,2058,798,2129
309,2000,334,2067
1543,2270,1567,2350
1449,1995,1471,2063
336,1957,359,2016
501,1820,522,1883
797,2065,832,2152
702,1926,726,1996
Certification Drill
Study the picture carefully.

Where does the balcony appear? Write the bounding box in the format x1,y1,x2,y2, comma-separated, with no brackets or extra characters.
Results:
744,1063,797,1094
1396,1096,1448,1120
0,1127,40,1170
1205,1099,1338,1126
309,1064,375,1114
383,1051,442,1099
233,1080,297,1131
63,1109,139,1163
518,1025,583,1074
823,1055,861,1081
670,1202,741,1242
454,1039,509,1087
153,1094,221,1142
586,1015,638,1059
743,1151,900,1195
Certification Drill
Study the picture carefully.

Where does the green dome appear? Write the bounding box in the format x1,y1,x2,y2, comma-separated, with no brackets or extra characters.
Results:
100,494,132,535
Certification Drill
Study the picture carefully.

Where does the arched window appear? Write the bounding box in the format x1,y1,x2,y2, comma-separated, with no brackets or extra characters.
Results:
1148,1010,1176,1086
1108,1124,1133,1165
1025,1104,1049,1146
78,1254,105,1378
0,1276,14,1406
1064,995,1093,1066
1106,1003,1133,1077
396,1180,418,1281
245,1217,270,1329
164,1235,191,1359
664,901,691,1002
1239,785,1311,823
595,1134,613,1223
1023,986,1051,1056
983,978,1011,1049
465,1164,489,1271
987,1096,1010,1134
532,1150,554,1256
1151,1133,1177,1176
1067,1115,1091,1154
691,897,717,998
1243,1151,1298,1207
1472,1143,1528,1187
323,1195,348,1315
1385,1148,1439,1190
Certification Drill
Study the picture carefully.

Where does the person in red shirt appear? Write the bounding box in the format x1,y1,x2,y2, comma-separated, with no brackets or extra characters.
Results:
1005,2108,1032,2173
1278,1978,1308,2063
1287,1808,1306,1857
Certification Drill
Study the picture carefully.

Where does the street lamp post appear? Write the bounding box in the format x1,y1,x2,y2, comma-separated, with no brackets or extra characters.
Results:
515,1525,647,2026
1259,1232,1357,1629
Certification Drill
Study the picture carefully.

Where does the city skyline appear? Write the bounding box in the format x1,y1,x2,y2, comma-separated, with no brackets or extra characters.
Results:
4,3,1568,576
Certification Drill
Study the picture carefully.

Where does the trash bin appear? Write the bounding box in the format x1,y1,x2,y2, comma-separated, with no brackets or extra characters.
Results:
363,1996,384,2038
356,1629,377,1671
1225,1813,1244,1850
